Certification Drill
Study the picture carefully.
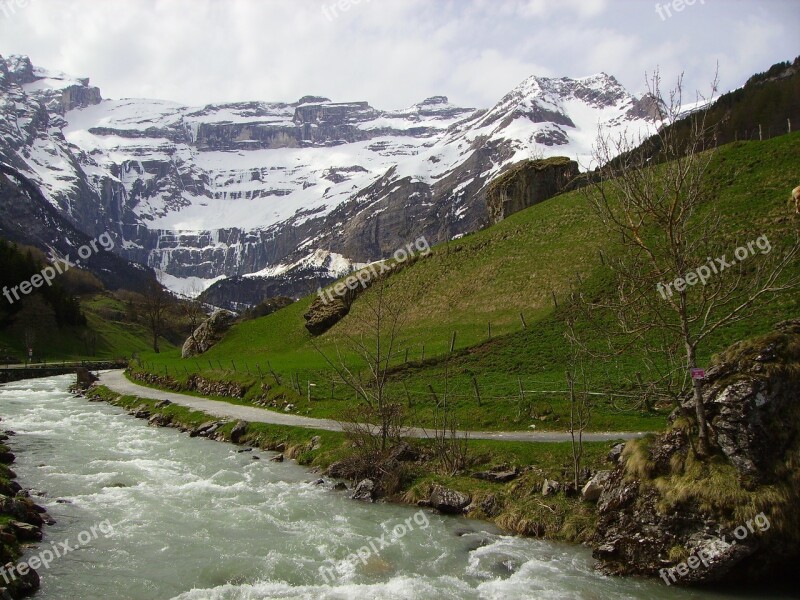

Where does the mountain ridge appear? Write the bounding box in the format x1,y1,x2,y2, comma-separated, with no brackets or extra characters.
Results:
0,54,656,303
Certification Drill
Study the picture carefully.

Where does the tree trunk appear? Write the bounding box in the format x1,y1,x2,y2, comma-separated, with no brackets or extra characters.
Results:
685,343,709,456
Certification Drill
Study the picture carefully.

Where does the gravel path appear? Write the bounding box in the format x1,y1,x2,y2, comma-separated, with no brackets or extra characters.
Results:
98,370,649,443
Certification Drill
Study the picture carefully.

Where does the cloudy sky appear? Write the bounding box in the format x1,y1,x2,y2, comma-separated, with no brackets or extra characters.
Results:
1,0,798,110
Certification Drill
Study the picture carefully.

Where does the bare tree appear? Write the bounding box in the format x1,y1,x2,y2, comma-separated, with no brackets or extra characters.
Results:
563,313,593,490
178,283,207,353
584,71,800,455
140,280,173,353
426,367,470,476
312,280,407,451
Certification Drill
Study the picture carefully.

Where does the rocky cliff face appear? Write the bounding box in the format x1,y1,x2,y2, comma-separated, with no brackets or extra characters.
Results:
591,319,800,586
485,156,580,223
0,163,157,292
0,54,656,304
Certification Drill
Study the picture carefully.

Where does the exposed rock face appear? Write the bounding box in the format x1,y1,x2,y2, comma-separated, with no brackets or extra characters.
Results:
181,309,236,358
0,54,655,304
0,164,158,294
303,296,353,336
592,320,800,586
485,156,580,224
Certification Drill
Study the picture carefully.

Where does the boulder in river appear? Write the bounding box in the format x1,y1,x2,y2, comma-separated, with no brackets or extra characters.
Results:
351,479,376,502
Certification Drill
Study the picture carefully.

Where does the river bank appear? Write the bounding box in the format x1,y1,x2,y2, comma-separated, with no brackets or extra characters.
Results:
87,317,800,592
0,423,49,598
84,382,612,545
3,374,761,600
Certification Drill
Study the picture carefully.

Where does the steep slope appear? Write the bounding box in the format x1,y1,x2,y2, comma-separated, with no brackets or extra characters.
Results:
0,54,657,303
0,162,156,293
131,133,800,433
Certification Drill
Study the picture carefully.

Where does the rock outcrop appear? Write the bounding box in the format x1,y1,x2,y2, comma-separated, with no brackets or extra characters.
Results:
303,296,354,336
429,485,471,514
592,319,800,586
181,309,236,358
1,54,657,306
485,156,580,224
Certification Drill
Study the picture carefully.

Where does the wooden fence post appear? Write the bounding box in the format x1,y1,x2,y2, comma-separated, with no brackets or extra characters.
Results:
449,331,457,353
471,375,481,407
403,382,413,408
267,361,281,385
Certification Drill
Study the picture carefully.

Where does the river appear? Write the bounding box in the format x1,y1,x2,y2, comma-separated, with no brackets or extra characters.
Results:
0,375,792,599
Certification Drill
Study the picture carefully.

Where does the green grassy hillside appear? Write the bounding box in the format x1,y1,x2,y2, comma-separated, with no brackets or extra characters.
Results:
0,292,170,362
131,133,800,432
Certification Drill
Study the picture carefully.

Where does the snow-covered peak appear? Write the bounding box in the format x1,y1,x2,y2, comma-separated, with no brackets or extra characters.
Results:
0,56,658,298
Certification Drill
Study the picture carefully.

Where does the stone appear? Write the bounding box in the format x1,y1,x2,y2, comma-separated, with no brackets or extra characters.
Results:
607,443,625,464
541,479,561,497
181,309,236,358
230,421,248,444
581,470,612,502
486,157,580,224
148,414,172,427
270,454,284,462
429,485,471,514
190,421,222,438
479,493,503,518
75,367,98,390
10,521,41,541
326,460,348,478
473,468,519,483
303,296,352,336
351,479,376,502
591,322,800,585
389,442,420,462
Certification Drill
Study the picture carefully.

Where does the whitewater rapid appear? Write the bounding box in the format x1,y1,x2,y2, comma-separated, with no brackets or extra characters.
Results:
0,376,789,599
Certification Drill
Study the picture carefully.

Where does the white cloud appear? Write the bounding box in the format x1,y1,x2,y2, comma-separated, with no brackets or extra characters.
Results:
0,0,797,110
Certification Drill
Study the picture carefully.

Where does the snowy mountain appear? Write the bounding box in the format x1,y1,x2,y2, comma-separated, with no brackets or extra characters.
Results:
0,54,657,304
